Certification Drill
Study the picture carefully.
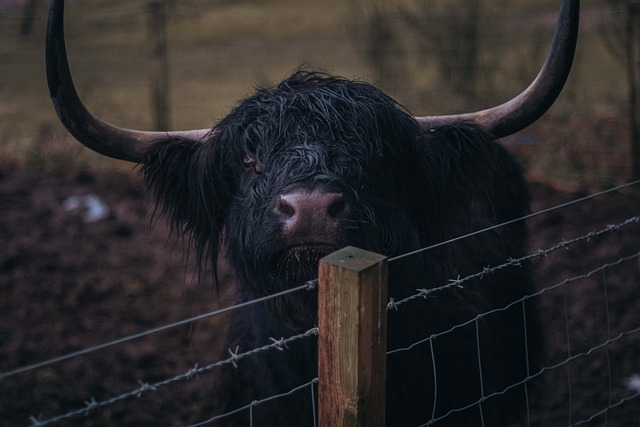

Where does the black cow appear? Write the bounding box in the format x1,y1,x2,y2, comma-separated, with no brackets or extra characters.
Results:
46,0,579,425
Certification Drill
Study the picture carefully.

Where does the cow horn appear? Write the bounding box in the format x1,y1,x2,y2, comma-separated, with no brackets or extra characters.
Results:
46,0,209,163
415,0,579,138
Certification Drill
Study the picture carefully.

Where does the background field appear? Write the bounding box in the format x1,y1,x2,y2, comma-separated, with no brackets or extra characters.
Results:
0,0,635,186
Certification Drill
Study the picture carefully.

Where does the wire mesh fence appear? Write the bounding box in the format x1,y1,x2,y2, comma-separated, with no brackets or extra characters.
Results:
1,178,638,426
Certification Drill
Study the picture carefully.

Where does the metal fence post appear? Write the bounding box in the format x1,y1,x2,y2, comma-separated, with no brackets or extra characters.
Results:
318,246,388,427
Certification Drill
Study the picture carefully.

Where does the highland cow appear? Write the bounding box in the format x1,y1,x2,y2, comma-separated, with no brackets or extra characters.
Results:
46,0,579,425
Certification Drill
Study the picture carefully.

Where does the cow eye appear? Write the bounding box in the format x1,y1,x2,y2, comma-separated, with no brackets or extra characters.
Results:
243,155,262,174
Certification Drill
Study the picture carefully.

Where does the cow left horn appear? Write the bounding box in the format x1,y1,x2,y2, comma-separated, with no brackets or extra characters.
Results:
46,0,209,163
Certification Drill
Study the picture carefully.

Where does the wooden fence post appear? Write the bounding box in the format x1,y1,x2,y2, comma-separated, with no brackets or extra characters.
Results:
318,246,388,427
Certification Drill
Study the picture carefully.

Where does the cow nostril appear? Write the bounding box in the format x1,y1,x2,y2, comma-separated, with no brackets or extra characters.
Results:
277,196,296,219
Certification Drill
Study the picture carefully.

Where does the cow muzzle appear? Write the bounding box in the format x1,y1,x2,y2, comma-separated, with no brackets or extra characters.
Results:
274,188,349,245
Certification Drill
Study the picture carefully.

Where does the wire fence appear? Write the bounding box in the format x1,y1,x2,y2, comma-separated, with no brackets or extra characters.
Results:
2,180,639,426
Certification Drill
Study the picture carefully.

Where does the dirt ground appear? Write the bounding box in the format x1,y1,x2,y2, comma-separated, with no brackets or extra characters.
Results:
0,160,638,426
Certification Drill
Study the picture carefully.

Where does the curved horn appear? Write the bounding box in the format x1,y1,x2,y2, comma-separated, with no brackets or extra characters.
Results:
46,0,209,163
416,0,579,138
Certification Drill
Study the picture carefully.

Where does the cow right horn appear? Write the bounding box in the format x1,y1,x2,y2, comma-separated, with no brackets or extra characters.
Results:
415,0,579,138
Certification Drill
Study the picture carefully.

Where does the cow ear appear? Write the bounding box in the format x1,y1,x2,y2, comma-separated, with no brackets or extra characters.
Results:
142,136,235,273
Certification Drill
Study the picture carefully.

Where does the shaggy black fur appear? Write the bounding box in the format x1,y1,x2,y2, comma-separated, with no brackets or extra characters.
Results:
143,71,540,426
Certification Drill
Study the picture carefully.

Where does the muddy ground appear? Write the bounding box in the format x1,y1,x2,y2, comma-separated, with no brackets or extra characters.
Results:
0,161,638,426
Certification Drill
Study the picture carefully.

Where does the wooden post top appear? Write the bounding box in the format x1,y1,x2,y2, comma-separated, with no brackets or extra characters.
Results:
321,246,388,271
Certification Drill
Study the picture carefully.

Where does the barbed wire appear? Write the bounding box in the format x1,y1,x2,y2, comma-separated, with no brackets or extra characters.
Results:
387,216,640,311
28,328,318,427
388,251,640,356
0,280,317,381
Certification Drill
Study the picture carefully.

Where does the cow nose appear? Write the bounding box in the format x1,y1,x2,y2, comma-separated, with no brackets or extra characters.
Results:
276,190,348,233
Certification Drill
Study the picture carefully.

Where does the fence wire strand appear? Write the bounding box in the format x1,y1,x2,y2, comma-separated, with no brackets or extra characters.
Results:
0,281,317,381
28,328,319,427
388,252,640,356
602,268,614,426
185,378,319,427
388,180,640,264
387,216,640,311
563,275,574,425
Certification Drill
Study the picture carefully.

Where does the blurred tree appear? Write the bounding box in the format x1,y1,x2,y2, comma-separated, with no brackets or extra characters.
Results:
600,1,640,179
347,0,406,90
145,0,246,131
400,0,481,99
19,0,41,39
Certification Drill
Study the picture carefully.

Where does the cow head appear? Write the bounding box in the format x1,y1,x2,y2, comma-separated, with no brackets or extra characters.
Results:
141,73,433,329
